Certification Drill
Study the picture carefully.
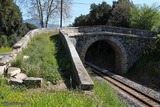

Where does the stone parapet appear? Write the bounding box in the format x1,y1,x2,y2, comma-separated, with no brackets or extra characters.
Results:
59,31,94,90
62,25,157,37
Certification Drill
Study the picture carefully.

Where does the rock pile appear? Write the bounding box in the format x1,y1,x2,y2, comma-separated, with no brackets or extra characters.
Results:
0,65,43,88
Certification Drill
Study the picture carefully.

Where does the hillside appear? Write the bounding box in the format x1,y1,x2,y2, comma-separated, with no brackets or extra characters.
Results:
24,18,59,28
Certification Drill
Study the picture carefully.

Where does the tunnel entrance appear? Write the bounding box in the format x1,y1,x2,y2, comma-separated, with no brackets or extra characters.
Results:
85,40,116,72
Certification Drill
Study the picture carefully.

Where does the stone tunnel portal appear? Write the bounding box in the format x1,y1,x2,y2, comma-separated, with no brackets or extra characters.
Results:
85,40,116,72
80,36,128,74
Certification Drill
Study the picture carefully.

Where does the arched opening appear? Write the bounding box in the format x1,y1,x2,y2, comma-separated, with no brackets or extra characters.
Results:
85,40,116,72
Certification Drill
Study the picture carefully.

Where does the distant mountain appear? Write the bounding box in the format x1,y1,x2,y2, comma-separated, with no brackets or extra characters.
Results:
23,18,59,28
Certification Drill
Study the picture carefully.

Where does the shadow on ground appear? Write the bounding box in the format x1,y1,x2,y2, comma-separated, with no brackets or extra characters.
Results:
50,34,73,89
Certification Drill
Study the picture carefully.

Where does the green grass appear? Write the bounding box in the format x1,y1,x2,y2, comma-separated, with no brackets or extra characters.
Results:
93,80,127,107
12,33,72,84
0,47,12,54
0,78,126,107
2,33,126,106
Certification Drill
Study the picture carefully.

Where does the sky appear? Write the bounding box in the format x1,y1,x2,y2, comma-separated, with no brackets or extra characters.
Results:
21,0,160,27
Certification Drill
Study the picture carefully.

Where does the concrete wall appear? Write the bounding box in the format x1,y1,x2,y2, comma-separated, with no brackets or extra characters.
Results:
59,31,94,90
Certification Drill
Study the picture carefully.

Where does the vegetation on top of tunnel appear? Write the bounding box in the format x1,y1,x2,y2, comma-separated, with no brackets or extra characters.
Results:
12,33,72,84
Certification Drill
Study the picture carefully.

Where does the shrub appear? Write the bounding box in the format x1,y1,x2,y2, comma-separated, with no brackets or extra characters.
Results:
0,0,22,36
130,4,160,31
0,35,8,47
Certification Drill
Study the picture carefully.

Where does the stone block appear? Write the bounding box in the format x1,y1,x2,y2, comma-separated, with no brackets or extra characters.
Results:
9,78,23,85
0,65,7,75
13,42,23,49
24,77,43,88
9,53,17,60
0,56,11,66
0,55,4,59
8,67,21,76
14,73,27,80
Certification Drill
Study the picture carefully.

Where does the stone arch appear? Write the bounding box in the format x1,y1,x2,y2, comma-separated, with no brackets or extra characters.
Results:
80,35,128,73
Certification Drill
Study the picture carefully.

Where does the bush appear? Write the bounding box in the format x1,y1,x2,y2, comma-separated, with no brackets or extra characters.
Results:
130,4,160,31
17,23,37,38
0,35,8,47
0,0,22,36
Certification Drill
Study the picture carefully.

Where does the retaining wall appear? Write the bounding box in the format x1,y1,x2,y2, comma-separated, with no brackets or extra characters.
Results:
59,30,94,90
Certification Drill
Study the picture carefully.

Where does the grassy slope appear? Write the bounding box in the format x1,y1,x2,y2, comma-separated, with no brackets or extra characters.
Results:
125,36,160,91
0,33,126,107
12,33,72,84
0,78,126,107
0,47,12,54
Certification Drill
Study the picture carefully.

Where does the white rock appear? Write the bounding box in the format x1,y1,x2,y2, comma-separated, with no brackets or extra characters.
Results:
14,73,28,80
23,56,30,60
0,55,4,59
8,67,21,76
9,78,23,84
0,65,7,75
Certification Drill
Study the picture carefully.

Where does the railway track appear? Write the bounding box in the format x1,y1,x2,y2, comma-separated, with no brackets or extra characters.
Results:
86,62,160,107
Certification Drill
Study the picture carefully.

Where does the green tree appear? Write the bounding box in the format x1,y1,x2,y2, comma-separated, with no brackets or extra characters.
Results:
0,0,22,35
88,2,111,25
130,4,160,31
73,14,89,26
73,1,111,26
108,0,133,27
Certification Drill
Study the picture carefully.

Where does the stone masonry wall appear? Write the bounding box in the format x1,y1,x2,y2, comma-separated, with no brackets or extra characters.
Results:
63,25,157,37
71,34,155,72
62,25,157,73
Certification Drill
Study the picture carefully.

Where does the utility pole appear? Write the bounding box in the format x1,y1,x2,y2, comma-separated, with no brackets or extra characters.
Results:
60,0,63,28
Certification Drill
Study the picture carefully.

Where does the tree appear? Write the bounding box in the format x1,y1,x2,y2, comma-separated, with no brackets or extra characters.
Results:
73,14,89,26
130,4,160,31
15,0,72,28
108,0,133,27
0,0,22,35
73,1,111,26
88,2,111,25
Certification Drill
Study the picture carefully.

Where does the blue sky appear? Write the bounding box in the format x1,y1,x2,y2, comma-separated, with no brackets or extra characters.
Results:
22,0,160,26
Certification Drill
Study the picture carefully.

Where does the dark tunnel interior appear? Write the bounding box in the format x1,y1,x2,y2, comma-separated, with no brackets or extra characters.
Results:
85,40,116,72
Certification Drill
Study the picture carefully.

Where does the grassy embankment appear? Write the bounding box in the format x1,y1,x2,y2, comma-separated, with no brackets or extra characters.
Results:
129,34,160,75
125,34,160,91
0,33,126,107
0,47,12,54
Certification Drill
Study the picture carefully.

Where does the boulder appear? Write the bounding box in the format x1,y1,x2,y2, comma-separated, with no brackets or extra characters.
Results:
0,65,8,75
14,73,28,80
0,55,4,59
9,78,23,85
8,67,21,76
0,56,12,66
